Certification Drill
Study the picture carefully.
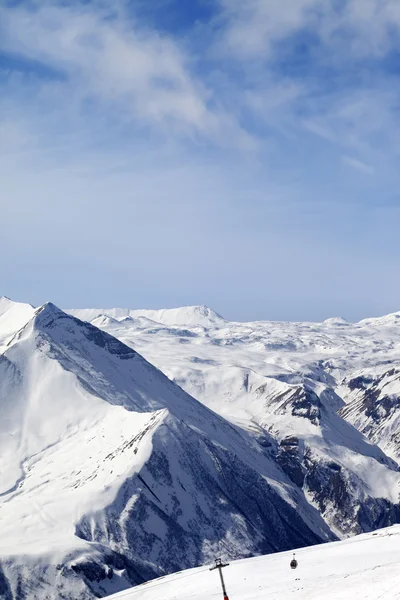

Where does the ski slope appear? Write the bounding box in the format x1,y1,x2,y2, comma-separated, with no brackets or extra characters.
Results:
109,526,400,600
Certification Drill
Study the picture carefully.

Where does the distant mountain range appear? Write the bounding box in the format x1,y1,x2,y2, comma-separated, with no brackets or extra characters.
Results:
0,297,399,599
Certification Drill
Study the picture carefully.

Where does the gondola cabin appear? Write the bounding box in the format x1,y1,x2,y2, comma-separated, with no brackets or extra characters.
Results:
290,553,298,569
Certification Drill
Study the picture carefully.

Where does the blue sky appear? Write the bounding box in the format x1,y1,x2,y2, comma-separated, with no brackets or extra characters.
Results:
1,0,400,321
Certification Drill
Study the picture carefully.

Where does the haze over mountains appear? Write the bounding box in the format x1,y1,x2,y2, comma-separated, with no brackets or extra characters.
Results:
0,296,399,599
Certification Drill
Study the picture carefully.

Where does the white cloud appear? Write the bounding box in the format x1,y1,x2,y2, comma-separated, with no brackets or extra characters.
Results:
0,2,252,148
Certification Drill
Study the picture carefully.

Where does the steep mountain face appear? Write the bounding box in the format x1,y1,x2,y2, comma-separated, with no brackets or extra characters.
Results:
234,377,400,537
171,369,400,538
339,365,400,461
0,303,331,599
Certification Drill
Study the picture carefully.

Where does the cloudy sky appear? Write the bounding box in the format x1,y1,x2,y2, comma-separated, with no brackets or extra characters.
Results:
1,0,399,321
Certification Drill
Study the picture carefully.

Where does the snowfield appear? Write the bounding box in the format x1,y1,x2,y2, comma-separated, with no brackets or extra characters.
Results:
109,525,400,600
1,297,400,598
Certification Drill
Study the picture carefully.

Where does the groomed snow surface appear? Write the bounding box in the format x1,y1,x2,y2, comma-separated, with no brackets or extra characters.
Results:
110,526,400,600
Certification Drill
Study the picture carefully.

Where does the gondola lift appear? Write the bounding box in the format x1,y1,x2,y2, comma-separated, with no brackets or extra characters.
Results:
290,553,298,569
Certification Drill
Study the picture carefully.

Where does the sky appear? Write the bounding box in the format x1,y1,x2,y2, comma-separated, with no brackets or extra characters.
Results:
1,0,400,322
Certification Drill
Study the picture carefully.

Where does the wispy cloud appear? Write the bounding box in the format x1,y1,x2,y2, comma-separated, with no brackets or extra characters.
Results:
217,0,400,60
2,1,400,160
342,156,375,175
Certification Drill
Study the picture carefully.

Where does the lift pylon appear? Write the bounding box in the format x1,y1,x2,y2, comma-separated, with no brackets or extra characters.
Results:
210,557,230,600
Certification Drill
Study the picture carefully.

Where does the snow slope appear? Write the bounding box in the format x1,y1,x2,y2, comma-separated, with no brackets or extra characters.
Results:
0,302,335,599
109,525,400,600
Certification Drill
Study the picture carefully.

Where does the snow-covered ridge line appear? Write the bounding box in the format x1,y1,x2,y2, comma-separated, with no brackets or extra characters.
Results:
1,295,399,330
67,304,225,328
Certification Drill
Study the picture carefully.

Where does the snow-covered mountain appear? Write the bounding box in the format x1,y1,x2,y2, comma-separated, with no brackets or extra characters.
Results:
72,304,400,533
1,297,400,599
0,300,334,599
107,525,400,600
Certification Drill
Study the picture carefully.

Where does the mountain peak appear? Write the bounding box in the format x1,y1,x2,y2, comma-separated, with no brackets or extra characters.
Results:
30,303,137,359
169,304,224,321
33,302,72,330
35,301,64,316
323,316,350,326
187,304,221,315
